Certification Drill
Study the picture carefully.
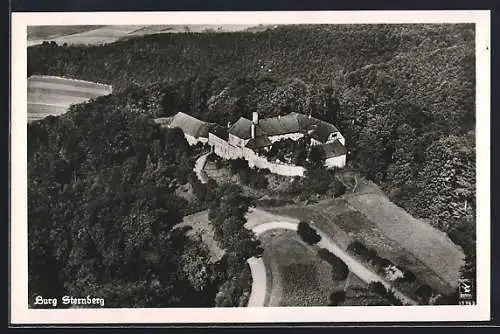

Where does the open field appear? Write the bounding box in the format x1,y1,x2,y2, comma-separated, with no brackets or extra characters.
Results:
123,25,269,36
265,197,462,296
176,210,225,262
27,75,112,122
265,200,353,249
178,193,462,305
345,192,464,289
27,103,68,122
27,25,275,47
27,26,106,44
27,26,146,46
246,209,418,305
179,208,366,306
259,229,347,306
342,285,392,306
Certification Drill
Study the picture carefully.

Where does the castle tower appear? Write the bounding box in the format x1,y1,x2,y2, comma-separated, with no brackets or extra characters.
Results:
251,112,259,139
252,111,259,124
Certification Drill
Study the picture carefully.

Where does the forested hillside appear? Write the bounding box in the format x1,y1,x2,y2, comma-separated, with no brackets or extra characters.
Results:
28,91,263,307
28,24,476,303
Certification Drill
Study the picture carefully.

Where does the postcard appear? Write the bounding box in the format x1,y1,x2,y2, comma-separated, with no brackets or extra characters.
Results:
10,10,490,324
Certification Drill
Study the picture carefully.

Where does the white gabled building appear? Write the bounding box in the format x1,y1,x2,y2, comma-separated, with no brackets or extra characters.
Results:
154,112,225,146
157,111,347,176
222,111,347,169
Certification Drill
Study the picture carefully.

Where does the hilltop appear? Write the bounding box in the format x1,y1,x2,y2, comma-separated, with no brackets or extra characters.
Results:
27,24,274,47
26,24,476,306
28,22,476,256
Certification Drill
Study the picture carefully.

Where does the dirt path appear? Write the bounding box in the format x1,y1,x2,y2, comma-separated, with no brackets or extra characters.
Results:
193,152,210,184
245,210,418,306
246,257,267,306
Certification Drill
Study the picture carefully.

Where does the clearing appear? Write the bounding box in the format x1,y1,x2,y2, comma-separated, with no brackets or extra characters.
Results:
259,229,351,306
176,210,225,263
27,26,146,46
27,75,113,122
266,194,464,295
180,206,416,306
345,191,465,289
27,25,276,47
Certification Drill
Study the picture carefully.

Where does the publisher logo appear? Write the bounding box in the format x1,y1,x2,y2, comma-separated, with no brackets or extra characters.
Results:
458,278,475,305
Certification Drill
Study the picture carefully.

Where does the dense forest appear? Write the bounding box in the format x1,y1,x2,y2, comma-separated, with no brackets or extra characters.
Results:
28,91,262,307
28,24,476,305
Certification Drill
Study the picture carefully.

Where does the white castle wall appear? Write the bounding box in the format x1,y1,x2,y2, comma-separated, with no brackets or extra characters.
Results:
325,155,346,169
268,132,304,144
209,130,346,177
209,133,306,177
243,148,306,177
228,133,250,148
326,132,346,146
184,134,208,146
209,133,243,160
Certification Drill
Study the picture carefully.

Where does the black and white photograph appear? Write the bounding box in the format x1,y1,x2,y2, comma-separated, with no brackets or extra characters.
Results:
10,11,490,324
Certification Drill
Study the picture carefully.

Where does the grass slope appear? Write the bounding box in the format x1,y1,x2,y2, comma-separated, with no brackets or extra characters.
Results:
27,24,269,47
27,26,106,45
266,197,461,295
176,210,225,262
27,75,113,122
259,229,348,306
345,192,465,287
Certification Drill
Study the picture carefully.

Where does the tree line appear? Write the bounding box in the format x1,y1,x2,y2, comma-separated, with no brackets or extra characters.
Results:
29,89,244,307
28,23,476,302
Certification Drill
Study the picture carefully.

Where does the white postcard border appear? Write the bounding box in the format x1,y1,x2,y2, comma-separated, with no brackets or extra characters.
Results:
11,10,491,324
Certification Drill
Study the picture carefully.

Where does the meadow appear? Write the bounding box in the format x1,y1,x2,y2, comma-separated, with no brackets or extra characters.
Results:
27,75,112,122
176,210,225,263
266,193,462,297
259,229,352,306
345,192,465,288
27,25,269,47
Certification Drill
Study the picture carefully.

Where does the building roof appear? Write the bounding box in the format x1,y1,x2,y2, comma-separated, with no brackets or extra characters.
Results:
208,123,229,140
308,124,337,142
258,114,302,136
228,117,253,139
322,140,347,159
295,112,340,142
168,112,213,139
245,136,272,149
153,116,174,127
228,112,340,143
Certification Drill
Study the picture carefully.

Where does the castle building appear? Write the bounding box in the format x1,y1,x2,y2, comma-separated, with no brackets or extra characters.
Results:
154,112,225,146
156,111,347,176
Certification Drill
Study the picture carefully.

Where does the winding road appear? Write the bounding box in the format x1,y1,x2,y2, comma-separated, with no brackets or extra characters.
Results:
192,158,418,306
193,152,210,184
246,219,418,307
